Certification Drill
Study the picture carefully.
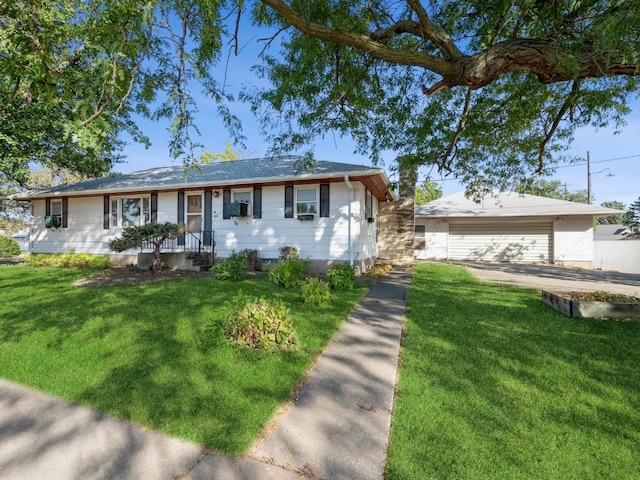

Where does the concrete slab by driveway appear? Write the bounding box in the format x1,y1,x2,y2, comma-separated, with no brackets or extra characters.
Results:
455,261,640,296
0,267,410,480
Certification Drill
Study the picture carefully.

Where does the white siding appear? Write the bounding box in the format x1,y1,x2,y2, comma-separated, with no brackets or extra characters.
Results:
31,181,373,266
553,217,593,265
32,197,116,254
355,183,379,266
449,221,552,263
210,183,358,262
414,219,448,260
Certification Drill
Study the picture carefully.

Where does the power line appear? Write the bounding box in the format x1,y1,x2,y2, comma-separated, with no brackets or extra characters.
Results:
555,153,640,169
405,152,639,184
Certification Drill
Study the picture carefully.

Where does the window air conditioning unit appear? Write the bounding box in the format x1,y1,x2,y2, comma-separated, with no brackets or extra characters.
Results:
227,202,249,217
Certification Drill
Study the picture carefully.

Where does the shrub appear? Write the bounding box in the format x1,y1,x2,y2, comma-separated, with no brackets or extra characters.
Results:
301,277,331,305
224,297,297,350
0,236,21,257
26,253,111,269
268,257,309,288
279,246,300,260
87,255,113,269
241,248,260,271
326,263,357,290
211,251,246,281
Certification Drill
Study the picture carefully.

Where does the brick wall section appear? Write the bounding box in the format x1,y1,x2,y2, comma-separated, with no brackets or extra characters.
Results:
378,164,416,261
378,198,415,261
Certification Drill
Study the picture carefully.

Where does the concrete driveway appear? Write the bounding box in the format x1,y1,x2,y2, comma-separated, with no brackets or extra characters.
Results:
452,261,640,296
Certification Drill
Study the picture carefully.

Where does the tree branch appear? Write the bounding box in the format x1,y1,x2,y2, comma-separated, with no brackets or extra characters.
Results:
260,0,457,77
405,0,462,59
536,79,581,173
261,1,639,93
439,87,473,172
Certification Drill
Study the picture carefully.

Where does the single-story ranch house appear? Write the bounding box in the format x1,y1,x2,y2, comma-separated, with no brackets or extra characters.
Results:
14,156,394,272
414,191,624,268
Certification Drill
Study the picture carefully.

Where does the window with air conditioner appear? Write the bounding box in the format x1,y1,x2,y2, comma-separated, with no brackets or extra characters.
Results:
296,188,317,215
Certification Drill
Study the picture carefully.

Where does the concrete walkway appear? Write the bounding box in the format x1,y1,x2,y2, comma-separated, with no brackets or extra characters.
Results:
0,268,410,480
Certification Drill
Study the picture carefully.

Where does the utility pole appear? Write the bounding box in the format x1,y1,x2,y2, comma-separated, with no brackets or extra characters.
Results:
587,151,592,204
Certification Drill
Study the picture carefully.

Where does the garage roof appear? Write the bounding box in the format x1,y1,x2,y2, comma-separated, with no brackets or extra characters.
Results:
415,191,625,218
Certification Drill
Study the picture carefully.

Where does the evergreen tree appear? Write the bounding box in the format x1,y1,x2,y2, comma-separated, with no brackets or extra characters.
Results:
627,197,640,231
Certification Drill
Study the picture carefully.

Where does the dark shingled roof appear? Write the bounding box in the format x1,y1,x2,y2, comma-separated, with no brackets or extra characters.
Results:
15,156,387,199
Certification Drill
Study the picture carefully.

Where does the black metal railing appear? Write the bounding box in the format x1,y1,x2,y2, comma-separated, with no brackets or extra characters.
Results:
140,230,215,255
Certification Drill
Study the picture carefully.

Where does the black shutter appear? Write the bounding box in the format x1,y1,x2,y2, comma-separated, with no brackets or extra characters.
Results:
253,187,262,219
45,198,51,217
62,198,68,228
103,196,110,229
151,193,158,224
223,189,231,219
204,189,213,246
177,191,185,246
284,185,294,218
320,183,330,217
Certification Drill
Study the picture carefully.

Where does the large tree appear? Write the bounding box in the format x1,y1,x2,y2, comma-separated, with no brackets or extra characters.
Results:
516,179,588,203
250,1,640,191
2,1,639,190
598,200,632,225
415,180,443,206
0,0,240,185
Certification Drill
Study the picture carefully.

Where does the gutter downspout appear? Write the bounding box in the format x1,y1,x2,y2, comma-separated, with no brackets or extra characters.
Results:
344,175,354,266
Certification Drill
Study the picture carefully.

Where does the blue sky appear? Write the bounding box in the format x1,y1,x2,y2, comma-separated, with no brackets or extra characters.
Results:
118,29,640,209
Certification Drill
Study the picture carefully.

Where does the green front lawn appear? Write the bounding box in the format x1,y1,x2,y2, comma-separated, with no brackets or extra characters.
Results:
0,265,367,455
387,263,640,480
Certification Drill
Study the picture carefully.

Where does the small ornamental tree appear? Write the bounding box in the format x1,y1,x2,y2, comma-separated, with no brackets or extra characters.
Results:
108,223,184,272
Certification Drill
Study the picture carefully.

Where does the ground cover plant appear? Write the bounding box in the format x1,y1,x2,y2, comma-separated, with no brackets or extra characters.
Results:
28,253,112,269
386,263,640,480
0,264,367,455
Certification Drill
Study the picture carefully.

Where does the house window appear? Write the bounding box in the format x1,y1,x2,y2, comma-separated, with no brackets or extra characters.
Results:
296,187,317,214
234,191,251,205
45,200,63,228
51,200,63,225
415,225,426,250
116,197,150,227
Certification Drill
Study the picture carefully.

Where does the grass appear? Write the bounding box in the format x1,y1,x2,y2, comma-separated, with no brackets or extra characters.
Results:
0,264,367,455
386,263,640,480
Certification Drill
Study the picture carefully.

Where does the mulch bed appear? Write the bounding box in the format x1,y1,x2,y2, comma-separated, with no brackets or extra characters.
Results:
73,267,212,287
560,291,640,304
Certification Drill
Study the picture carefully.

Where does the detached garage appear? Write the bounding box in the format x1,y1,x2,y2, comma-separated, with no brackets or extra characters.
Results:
448,221,552,263
415,191,623,268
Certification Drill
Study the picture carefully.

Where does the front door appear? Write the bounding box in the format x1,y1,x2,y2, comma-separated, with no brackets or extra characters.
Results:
186,194,203,249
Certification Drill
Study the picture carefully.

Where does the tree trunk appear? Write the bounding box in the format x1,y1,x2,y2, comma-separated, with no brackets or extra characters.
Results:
151,234,169,272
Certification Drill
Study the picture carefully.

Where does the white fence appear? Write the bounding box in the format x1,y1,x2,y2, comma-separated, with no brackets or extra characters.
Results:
593,241,640,274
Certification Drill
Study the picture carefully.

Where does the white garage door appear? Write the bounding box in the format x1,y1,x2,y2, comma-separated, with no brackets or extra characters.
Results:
449,222,552,263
